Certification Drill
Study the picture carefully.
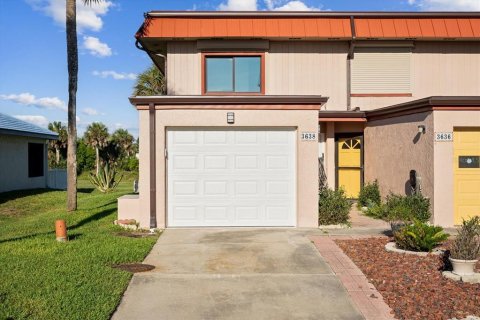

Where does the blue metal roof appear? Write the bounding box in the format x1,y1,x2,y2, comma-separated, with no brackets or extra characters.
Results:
0,113,58,140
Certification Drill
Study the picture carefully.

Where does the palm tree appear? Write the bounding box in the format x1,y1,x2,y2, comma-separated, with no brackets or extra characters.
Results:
132,64,166,96
66,0,104,211
112,129,134,157
84,122,109,175
48,121,68,165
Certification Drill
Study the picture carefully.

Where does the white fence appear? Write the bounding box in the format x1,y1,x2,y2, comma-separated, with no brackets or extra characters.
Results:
47,169,67,190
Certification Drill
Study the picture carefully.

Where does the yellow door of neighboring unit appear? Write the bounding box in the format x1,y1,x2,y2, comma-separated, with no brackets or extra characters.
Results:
454,128,480,225
338,137,362,198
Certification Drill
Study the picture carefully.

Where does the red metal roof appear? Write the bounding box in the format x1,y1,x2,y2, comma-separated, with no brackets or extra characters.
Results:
137,13,480,40
355,18,480,38
140,17,352,39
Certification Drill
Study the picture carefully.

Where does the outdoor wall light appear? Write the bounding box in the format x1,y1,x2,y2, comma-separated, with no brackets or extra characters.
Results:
227,112,234,124
418,125,426,134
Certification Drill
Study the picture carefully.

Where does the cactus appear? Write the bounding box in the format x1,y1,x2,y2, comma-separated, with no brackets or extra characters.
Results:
89,162,123,193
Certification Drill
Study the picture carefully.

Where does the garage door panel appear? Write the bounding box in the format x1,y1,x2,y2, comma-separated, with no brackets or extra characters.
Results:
167,128,296,227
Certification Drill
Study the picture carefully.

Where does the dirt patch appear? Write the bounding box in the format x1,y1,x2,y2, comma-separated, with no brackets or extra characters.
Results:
115,231,157,238
336,238,480,320
112,263,155,273
0,207,22,217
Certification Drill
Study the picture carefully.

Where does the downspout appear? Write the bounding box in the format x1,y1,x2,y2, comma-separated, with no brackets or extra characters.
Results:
149,103,156,229
347,16,356,111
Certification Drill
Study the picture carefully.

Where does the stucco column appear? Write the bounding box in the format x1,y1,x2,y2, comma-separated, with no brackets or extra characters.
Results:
138,108,152,228
326,122,336,189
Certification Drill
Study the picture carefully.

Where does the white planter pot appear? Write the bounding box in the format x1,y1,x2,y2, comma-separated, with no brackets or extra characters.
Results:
449,257,478,276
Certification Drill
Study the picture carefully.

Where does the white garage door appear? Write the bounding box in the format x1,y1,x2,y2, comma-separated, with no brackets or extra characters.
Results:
167,128,296,227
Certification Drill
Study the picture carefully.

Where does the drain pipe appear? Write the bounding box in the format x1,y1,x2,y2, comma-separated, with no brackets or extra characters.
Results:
347,16,356,111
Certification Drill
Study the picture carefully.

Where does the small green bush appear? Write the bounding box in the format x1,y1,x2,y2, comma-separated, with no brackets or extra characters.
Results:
358,180,381,208
319,188,351,225
385,193,431,223
450,216,480,260
394,220,449,252
365,203,387,220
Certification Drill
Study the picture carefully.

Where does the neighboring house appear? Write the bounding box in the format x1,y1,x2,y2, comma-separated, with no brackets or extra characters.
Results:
0,112,59,193
119,11,480,228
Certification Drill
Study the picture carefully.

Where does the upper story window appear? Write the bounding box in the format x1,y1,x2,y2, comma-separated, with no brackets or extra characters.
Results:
203,53,264,94
351,47,412,96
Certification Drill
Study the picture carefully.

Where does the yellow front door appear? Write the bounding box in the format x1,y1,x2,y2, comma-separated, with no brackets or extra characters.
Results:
337,136,362,198
454,128,480,225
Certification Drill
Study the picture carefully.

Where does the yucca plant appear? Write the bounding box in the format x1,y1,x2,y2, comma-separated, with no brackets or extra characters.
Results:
394,219,449,252
89,162,123,193
450,216,480,260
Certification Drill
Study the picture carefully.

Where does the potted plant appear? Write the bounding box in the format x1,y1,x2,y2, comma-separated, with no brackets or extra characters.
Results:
449,216,480,276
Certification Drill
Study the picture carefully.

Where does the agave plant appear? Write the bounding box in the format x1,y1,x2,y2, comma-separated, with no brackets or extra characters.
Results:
89,162,123,193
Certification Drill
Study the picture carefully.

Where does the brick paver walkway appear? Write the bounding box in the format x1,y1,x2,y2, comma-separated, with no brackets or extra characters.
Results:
310,235,395,320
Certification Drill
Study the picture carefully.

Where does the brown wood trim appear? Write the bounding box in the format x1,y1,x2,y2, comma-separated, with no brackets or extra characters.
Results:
367,106,432,121
351,93,412,97
130,95,328,105
319,118,367,122
432,106,480,111
201,52,265,95
152,105,322,110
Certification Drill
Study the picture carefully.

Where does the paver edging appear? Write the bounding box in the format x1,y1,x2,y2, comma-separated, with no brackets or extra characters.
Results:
310,235,396,320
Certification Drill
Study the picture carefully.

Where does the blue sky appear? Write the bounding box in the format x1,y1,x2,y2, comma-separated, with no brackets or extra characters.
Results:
0,0,478,137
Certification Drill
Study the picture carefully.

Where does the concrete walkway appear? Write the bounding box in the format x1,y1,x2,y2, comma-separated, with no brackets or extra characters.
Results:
112,229,363,320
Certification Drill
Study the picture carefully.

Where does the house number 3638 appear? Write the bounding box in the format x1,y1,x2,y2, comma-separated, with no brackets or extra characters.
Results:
301,132,317,141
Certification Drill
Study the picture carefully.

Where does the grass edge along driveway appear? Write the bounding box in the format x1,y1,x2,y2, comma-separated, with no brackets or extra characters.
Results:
0,175,159,320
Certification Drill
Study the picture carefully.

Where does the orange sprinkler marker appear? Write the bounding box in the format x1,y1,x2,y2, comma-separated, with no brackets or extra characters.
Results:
55,220,67,242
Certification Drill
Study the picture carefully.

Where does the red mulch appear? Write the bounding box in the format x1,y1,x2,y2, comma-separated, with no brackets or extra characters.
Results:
335,238,480,320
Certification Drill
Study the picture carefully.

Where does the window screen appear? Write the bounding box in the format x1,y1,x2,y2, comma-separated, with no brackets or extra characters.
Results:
205,56,261,93
28,143,44,178
351,48,411,94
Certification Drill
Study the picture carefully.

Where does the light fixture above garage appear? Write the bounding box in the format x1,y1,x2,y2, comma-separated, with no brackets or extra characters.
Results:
227,112,234,124
418,125,426,134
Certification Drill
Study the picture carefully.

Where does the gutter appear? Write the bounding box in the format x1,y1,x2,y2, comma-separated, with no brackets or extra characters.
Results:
145,11,480,18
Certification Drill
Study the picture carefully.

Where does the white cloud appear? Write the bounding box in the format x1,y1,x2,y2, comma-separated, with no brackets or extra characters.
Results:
82,107,99,116
218,0,320,11
273,0,320,11
218,0,258,10
408,0,480,10
14,115,50,128
83,36,112,57
92,70,137,80
28,0,113,32
0,92,66,111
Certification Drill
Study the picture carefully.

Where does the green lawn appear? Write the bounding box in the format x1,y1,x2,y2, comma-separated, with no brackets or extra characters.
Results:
0,174,159,320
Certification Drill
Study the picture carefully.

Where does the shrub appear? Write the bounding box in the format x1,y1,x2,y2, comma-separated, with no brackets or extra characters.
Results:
319,188,351,225
358,180,381,208
89,163,123,193
365,203,387,220
394,220,449,252
385,193,431,223
450,216,480,260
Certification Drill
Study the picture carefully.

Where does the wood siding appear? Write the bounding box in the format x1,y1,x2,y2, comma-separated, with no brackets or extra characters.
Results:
266,41,349,110
166,41,480,111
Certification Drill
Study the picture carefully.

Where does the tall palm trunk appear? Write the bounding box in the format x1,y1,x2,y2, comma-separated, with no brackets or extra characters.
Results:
95,147,100,175
66,0,78,211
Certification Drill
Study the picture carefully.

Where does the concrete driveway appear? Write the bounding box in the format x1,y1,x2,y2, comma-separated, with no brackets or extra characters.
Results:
112,229,363,320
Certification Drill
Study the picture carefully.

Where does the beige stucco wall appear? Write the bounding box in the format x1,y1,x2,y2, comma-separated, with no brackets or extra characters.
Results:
364,112,435,211
131,108,319,229
352,41,480,110
0,135,48,193
433,110,480,227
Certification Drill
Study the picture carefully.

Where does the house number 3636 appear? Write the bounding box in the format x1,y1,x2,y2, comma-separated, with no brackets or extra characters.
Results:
435,132,453,142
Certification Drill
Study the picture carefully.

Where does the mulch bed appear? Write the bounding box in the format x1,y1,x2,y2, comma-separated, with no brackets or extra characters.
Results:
335,238,480,320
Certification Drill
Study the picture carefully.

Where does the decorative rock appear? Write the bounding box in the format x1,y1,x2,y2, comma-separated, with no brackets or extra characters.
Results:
114,219,138,230
385,242,444,256
442,271,480,284
318,224,350,229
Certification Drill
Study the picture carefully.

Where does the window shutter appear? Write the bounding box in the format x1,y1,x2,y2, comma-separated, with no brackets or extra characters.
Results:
351,48,411,94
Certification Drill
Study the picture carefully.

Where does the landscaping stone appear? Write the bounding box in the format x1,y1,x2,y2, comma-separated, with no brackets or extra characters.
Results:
319,224,351,229
336,237,480,320
442,271,480,284
385,241,444,256
114,219,138,230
